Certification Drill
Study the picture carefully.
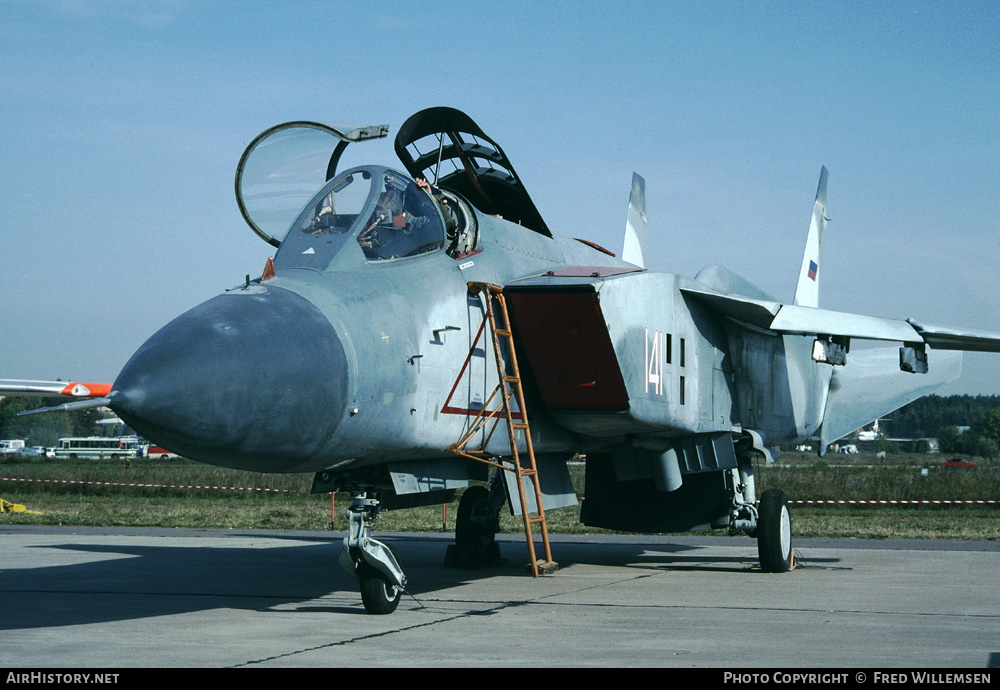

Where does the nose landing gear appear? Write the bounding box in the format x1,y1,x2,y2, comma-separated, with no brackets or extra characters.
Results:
339,490,407,614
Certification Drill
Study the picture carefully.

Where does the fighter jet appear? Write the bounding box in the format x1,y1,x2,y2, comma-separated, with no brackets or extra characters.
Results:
6,107,1000,614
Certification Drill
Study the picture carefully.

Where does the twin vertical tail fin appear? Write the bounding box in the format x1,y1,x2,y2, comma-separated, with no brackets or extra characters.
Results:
622,168,828,284
621,168,828,289
793,166,829,308
621,173,649,269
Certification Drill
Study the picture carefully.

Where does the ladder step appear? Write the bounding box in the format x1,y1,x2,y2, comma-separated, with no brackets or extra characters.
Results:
511,422,529,429
496,329,512,337
503,375,521,383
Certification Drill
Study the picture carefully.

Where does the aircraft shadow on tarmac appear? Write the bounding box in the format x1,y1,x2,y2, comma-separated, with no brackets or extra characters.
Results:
0,536,844,628
2,540,342,628
481,539,844,573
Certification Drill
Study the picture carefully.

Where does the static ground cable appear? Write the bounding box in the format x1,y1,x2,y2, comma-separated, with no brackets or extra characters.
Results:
790,499,998,504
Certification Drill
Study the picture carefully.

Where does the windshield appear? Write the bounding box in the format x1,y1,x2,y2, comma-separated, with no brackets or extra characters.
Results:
303,171,373,235
273,167,445,271
357,171,444,261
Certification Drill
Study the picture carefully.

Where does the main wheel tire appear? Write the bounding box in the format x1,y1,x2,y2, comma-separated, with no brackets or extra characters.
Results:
359,563,401,615
757,489,793,572
455,485,498,566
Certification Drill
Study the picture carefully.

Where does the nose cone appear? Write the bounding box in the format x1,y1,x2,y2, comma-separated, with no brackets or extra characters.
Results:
110,286,348,471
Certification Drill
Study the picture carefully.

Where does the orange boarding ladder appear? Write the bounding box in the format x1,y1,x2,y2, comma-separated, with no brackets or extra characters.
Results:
447,282,556,576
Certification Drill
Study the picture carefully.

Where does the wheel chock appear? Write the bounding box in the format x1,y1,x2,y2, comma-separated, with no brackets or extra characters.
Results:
752,548,796,572
527,560,559,576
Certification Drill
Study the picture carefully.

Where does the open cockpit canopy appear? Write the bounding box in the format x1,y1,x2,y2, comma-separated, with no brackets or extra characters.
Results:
394,107,551,237
235,121,389,247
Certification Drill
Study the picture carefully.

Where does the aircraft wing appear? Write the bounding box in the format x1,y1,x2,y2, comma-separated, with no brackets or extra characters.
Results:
818,346,962,451
906,320,1000,352
680,285,1000,351
768,304,918,342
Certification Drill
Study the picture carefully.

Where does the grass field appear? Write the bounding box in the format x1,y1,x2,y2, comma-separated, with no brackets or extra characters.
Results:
1,451,997,540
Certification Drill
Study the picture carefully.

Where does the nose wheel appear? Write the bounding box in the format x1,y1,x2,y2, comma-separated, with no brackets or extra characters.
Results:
358,548,402,615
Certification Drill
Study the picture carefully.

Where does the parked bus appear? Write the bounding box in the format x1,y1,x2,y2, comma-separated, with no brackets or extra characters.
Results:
55,437,142,460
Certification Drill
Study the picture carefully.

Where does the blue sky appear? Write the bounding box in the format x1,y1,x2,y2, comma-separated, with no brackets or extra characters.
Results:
2,1,998,394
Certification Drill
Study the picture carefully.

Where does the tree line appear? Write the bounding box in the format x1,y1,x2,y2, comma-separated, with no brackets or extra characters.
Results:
883,394,1000,438
885,394,1000,458
0,396,106,447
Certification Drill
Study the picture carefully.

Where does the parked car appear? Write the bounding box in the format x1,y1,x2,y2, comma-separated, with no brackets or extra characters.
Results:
940,457,977,468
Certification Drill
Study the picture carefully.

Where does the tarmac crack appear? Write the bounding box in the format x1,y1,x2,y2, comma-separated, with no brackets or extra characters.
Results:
436,597,1000,620
232,572,667,667
232,599,534,667
395,566,1000,622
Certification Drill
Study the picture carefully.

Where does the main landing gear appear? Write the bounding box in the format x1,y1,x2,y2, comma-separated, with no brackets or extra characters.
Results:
448,484,503,567
338,489,407,614
756,488,793,572
727,465,794,573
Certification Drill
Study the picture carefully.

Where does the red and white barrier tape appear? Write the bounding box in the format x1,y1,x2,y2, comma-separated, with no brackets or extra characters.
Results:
790,499,997,505
0,476,298,493
1,477,995,503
